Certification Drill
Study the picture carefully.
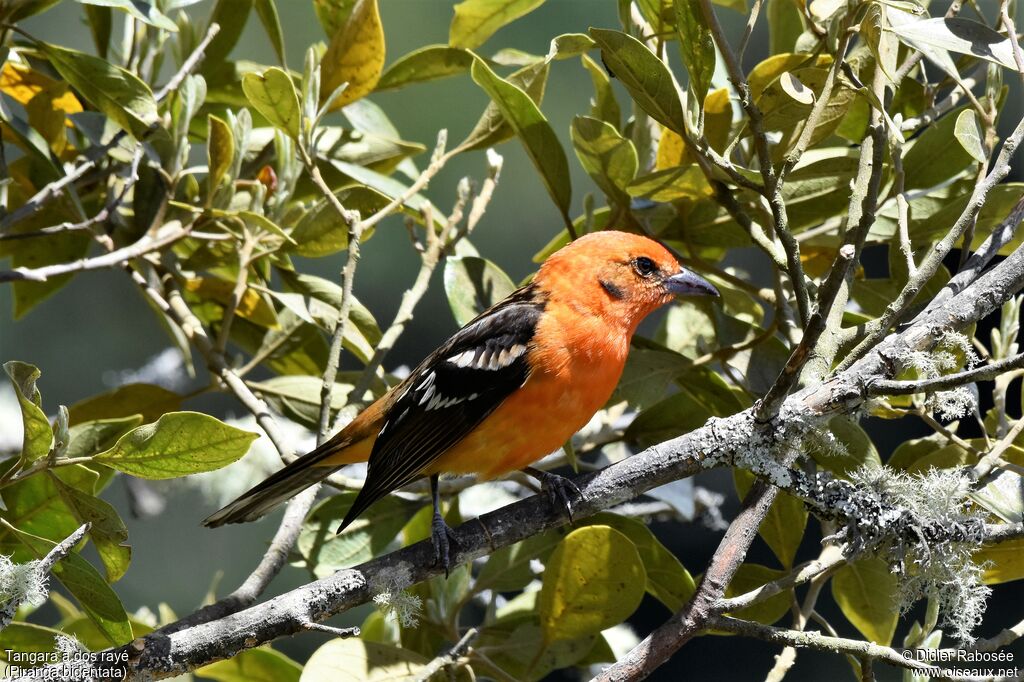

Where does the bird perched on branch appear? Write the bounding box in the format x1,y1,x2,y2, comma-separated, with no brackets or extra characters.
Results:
204,230,719,570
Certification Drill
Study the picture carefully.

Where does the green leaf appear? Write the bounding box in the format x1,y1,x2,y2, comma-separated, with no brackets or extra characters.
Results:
470,58,573,227
449,0,545,49
50,476,131,583
580,53,621,127
443,255,517,326
294,492,416,577
811,416,882,478
673,0,715,103
376,45,473,91
65,416,144,460
320,0,386,110
627,165,712,202
723,563,791,625
251,375,362,432
861,4,898,82
766,0,804,54
67,383,182,425
94,412,258,479
288,188,388,257
202,0,253,66
570,115,638,205
890,16,1019,71
954,108,986,163
3,361,53,465
8,225,91,318
539,525,646,642
39,42,157,139
477,528,565,592
207,114,234,193
254,0,286,64
76,0,177,31
902,107,975,190
242,67,301,139
300,639,428,681
589,28,685,134
583,513,696,612
832,557,900,645
197,647,302,682
8,527,132,646
0,622,64,659
734,469,806,568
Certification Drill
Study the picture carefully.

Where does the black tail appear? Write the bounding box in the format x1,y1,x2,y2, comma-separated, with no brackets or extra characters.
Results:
202,455,338,527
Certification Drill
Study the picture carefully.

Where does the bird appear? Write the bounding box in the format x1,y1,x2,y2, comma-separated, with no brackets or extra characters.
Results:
203,230,720,571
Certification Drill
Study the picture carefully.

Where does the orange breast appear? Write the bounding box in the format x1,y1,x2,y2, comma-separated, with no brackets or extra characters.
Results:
425,305,631,479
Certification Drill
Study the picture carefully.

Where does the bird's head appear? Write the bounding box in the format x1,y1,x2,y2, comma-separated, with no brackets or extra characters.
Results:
536,230,719,332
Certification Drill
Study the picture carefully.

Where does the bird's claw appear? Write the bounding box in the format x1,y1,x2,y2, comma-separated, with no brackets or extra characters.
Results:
431,511,459,578
535,470,581,521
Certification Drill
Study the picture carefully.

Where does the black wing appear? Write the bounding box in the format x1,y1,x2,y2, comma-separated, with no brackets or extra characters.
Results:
337,284,547,530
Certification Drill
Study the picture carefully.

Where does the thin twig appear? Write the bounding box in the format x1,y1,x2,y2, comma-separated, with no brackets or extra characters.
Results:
0,223,193,283
414,628,479,682
868,353,1024,395
708,616,987,680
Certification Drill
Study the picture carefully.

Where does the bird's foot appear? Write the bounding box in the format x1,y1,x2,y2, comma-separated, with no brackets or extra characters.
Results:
431,511,459,578
524,467,581,521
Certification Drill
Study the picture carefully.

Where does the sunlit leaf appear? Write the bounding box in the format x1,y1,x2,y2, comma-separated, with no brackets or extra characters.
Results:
320,0,386,110
242,67,301,139
832,557,900,645
39,42,158,139
449,0,545,49
443,255,517,326
589,28,685,134
539,525,646,642
376,45,473,91
76,0,177,31
3,361,53,465
94,412,259,479
198,647,302,682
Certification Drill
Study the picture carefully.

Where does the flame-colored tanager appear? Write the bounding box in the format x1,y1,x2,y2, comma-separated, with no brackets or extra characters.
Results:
204,230,719,568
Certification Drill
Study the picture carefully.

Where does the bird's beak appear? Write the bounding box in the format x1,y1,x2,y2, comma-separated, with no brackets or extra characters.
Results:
663,269,720,297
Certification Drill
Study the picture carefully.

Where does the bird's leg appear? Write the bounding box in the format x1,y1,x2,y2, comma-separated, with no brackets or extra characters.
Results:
522,466,581,521
430,474,458,577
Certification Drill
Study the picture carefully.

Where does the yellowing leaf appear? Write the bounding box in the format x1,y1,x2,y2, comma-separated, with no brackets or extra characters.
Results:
0,62,82,123
655,87,731,169
207,114,234,192
183,277,280,329
39,42,157,139
832,557,899,645
539,525,646,642
320,0,385,111
449,0,545,49
975,537,1024,584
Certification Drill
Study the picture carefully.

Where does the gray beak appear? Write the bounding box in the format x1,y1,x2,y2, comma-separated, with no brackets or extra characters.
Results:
663,269,720,297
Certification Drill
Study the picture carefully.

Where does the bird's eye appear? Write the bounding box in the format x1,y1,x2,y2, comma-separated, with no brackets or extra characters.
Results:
633,256,657,277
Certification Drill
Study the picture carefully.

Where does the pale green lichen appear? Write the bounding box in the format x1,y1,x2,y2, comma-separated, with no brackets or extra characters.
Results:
370,564,423,629
0,554,48,608
848,466,990,643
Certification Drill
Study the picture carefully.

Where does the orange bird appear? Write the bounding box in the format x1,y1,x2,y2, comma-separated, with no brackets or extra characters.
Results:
204,230,719,568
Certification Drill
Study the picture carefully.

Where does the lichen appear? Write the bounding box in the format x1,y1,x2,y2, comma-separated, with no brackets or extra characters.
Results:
369,564,423,628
